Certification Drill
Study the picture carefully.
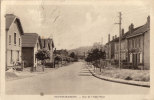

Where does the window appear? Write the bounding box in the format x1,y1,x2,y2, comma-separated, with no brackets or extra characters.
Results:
124,54,125,60
17,51,19,61
14,33,16,44
9,35,11,44
139,38,140,47
132,39,134,48
136,38,138,48
135,39,136,48
10,50,13,63
35,56,36,63
48,44,51,50
19,38,20,46
134,39,136,48
133,39,135,48
130,53,132,63
37,43,39,50
140,53,142,63
129,40,132,49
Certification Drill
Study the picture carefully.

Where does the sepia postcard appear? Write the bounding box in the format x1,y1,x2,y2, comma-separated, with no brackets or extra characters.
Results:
0,0,154,100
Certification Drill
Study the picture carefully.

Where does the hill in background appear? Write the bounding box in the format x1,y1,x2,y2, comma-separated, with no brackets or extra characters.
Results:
68,46,92,56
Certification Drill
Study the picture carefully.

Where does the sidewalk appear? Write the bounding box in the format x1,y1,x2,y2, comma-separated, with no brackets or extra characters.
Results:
6,66,55,81
6,62,74,81
87,65,150,88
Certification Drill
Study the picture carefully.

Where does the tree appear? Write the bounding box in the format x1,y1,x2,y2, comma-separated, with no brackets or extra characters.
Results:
54,55,62,67
70,52,75,58
69,52,78,62
85,48,106,70
35,49,50,71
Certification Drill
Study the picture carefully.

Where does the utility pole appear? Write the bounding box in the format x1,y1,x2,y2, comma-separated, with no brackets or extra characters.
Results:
115,12,122,69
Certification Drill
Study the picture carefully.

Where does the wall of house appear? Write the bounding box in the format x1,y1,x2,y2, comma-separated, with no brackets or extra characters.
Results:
33,39,41,67
108,43,112,59
114,42,119,60
22,47,33,67
104,44,109,59
49,48,54,63
111,42,115,59
6,20,22,67
127,35,144,69
144,30,150,69
121,40,126,61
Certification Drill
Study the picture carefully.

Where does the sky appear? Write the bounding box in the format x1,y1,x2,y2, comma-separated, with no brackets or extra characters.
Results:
6,1,150,50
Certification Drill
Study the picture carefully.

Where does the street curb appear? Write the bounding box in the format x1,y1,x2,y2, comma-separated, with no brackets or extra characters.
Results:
87,67,150,88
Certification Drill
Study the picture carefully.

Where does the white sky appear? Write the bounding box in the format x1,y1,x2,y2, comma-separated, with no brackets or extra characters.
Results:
6,1,150,50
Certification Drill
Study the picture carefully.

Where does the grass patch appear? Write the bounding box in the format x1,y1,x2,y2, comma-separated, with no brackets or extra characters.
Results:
94,68,150,82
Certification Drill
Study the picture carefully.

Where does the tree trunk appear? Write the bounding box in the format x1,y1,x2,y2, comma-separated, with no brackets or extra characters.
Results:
42,60,45,72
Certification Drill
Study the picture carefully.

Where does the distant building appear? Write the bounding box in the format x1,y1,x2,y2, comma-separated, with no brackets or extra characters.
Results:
41,38,54,63
5,14,24,68
22,33,42,68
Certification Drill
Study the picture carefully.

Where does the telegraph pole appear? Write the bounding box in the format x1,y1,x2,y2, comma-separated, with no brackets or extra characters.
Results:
115,12,122,69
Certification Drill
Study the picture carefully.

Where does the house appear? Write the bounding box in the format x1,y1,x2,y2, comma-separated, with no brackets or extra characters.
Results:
126,16,150,69
41,38,54,63
113,35,119,61
5,14,24,68
103,34,110,60
22,33,42,70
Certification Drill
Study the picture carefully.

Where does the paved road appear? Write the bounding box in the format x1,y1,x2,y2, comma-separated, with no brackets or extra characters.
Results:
6,61,149,95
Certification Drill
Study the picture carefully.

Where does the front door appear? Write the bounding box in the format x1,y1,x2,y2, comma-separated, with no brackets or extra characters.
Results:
133,53,138,69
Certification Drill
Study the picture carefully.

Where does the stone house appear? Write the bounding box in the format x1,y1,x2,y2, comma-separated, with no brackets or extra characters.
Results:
5,14,24,68
126,16,150,69
22,33,42,69
41,38,54,63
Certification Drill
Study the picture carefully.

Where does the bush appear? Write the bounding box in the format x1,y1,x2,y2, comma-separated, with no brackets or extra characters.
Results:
125,76,132,80
36,49,50,61
45,62,54,68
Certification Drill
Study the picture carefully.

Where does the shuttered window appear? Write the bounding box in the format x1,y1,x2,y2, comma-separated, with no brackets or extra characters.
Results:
14,33,16,44
9,35,11,44
19,38,20,46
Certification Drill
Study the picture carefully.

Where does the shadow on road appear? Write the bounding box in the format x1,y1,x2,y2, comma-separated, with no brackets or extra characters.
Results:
78,74,92,76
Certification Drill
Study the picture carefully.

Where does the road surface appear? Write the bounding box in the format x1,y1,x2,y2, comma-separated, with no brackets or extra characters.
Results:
6,61,150,95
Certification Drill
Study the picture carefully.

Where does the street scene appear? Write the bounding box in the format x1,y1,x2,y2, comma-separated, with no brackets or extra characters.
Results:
4,1,150,96
6,62,149,95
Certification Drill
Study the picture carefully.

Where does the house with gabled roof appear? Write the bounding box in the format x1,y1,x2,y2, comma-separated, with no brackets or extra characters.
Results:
22,33,42,70
5,14,24,68
126,16,150,69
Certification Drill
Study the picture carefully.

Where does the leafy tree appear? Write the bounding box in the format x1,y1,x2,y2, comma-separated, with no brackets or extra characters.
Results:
70,52,75,58
35,49,50,71
69,52,78,62
85,48,106,65
54,55,62,62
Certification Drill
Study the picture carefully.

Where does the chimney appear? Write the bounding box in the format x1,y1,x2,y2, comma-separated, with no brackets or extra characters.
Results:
129,23,134,33
108,34,110,42
112,36,114,40
147,16,150,28
147,16,150,23
121,29,124,36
